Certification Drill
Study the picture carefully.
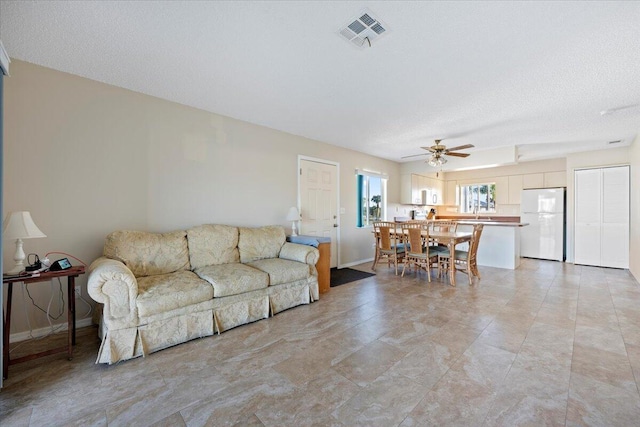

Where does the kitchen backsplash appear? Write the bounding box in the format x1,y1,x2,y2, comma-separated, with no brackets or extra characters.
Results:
393,203,521,218
440,204,521,216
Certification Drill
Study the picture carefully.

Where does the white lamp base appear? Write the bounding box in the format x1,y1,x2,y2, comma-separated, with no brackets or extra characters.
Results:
291,221,298,237
6,238,26,274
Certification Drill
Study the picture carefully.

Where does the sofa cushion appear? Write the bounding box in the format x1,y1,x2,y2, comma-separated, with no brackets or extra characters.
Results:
238,226,286,263
136,270,213,317
247,258,311,286
104,230,190,277
194,264,269,297
187,224,240,269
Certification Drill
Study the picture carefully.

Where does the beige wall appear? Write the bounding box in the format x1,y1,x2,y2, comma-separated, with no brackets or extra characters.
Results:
629,136,640,281
3,60,400,335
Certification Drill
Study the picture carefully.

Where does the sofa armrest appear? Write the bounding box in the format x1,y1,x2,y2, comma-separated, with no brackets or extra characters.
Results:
279,242,319,266
87,257,139,329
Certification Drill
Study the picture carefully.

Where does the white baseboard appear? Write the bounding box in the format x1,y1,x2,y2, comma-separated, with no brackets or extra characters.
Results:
10,317,94,343
339,258,374,269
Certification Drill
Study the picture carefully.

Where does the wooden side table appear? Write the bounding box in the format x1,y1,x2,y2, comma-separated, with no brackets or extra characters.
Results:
2,266,86,379
287,235,331,294
315,241,331,294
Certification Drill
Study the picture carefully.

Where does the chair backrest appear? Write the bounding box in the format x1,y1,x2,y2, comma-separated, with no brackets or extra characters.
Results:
468,224,484,262
431,220,458,233
402,222,427,254
374,221,397,251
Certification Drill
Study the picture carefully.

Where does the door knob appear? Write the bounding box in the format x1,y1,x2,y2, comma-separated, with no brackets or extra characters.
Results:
333,224,338,228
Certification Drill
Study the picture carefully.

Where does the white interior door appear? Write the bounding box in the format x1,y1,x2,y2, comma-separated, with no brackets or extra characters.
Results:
574,168,602,266
299,159,338,268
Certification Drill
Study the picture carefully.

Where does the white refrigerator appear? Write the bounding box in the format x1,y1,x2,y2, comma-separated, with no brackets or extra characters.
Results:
520,188,566,261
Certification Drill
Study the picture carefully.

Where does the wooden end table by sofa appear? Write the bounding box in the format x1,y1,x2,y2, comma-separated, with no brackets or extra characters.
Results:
287,235,331,294
2,266,85,379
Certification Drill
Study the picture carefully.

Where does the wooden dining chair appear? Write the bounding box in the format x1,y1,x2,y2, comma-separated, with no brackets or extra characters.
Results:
430,220,458,232
429,220,458,252
372,221,405,275
401,222,440,281
438,224,484,285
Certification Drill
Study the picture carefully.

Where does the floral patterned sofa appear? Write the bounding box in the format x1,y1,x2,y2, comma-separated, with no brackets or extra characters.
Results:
87,224,319,364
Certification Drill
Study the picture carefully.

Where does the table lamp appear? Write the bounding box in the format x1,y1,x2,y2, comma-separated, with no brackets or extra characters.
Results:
3,211,47,274
286,207,300,236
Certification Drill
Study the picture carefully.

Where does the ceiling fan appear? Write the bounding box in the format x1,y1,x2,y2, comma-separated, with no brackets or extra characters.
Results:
402,139,475,167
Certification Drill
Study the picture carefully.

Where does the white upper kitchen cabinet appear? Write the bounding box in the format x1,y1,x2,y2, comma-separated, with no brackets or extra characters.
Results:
433,179,444,205
493,176,509,205
420,175,430,203
412,174,421,203
444,180,457,205
400,174,411,204
401,174,436,205
574,166,629,268
508,175,524,204
523,173,544,189
544,171,566,188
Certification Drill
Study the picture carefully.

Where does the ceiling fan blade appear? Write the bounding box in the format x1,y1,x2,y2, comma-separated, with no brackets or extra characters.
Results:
444,144,474,152
420,146,438,153
401,153,429,159
446,152,470,158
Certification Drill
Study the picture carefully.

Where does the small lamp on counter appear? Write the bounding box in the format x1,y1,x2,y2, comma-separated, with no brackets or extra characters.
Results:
3,211,47,274
286,207,300,236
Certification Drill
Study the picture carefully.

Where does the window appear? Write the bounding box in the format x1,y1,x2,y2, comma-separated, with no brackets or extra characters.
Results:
460,183,496,213
357,170,387,227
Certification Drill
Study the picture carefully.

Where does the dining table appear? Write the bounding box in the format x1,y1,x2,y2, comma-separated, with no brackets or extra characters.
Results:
380,226,473,286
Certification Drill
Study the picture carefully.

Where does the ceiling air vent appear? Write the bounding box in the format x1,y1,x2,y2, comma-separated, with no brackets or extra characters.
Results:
338,9,389,49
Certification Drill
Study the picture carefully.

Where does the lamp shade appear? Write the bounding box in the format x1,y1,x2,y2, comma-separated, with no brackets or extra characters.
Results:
3,211,47,240
286,207,300,221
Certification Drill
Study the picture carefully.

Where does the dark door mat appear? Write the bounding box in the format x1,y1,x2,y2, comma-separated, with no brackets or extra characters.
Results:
330,267,375,287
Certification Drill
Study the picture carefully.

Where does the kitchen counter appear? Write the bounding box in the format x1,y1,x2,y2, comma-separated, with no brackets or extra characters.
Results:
453,222,525,270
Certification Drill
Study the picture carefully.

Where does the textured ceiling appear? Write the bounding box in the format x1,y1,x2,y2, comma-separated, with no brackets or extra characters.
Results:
2,1,640,166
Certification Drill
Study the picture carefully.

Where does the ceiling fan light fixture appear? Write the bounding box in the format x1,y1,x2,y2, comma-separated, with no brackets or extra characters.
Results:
401,139,474,163
428,155,447,167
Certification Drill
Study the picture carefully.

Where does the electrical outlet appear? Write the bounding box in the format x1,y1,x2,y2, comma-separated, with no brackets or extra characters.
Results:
75,284,81,297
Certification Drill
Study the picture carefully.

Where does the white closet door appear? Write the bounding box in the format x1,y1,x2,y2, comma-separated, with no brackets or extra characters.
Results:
574,169,602,266
601,166,629,268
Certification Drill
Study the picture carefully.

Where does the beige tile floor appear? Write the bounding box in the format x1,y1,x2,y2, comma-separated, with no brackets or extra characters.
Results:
2,258,640,426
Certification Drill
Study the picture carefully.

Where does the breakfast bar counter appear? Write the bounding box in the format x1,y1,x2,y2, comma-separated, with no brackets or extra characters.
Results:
452,220,528,269
454,220,528,227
